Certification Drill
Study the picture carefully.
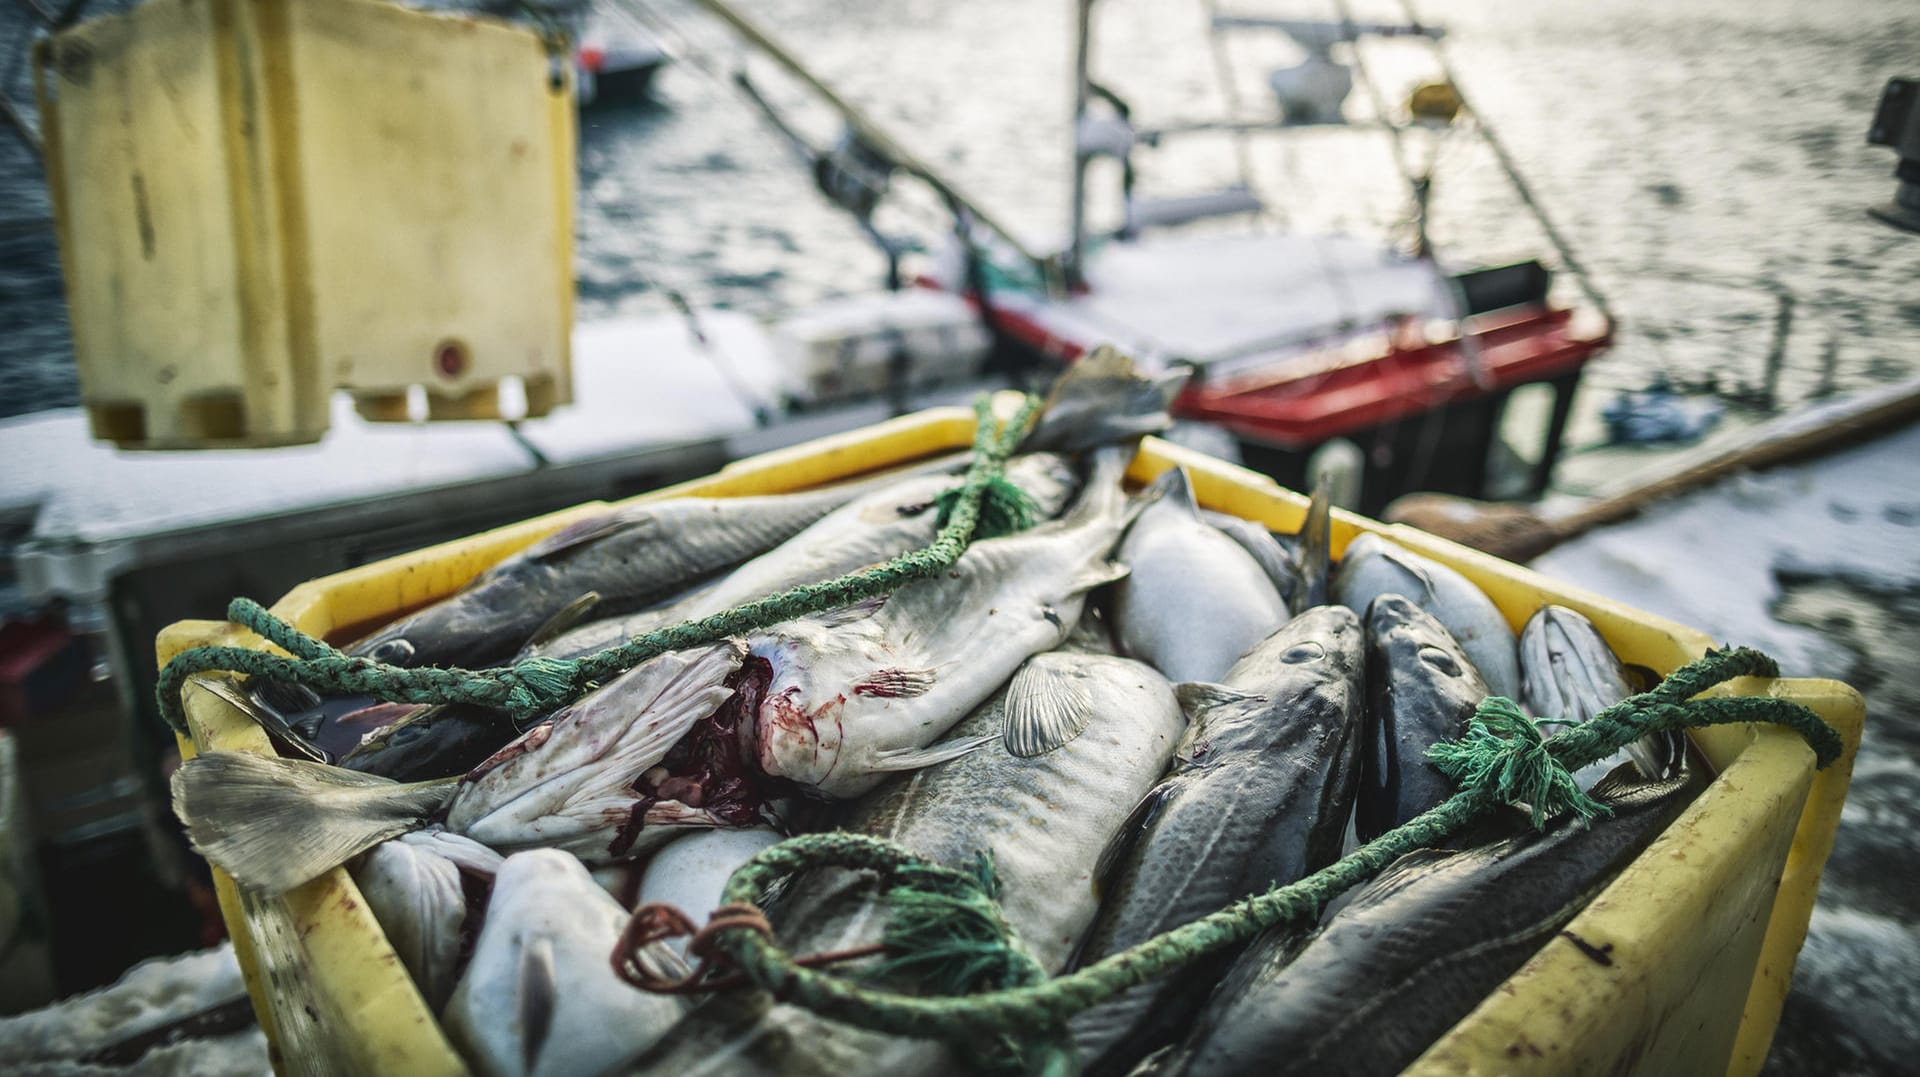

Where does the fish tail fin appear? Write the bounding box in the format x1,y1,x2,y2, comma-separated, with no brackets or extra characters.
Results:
1021,345,1183,453
172,751,458,895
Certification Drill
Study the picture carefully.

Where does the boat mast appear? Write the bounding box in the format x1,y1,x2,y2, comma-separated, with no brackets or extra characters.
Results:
1066,0,1094,288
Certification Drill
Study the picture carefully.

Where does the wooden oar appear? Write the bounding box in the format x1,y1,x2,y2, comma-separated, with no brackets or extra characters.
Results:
1384,376,1920,562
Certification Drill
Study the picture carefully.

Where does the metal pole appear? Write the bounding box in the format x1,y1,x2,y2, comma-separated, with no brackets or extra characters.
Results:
1067,0,1094,287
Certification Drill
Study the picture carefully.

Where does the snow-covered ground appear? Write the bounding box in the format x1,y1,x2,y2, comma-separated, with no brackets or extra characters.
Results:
0,944,267,1076
1532,420,1920,1075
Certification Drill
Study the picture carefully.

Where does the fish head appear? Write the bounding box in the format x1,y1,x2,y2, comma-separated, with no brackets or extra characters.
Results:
1365,593,1490,703
746,634,852,793
1224,604,1366,688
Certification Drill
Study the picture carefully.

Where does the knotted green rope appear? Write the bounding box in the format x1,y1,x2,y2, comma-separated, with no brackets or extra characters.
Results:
696,645,1841,1048
155,394,1043,736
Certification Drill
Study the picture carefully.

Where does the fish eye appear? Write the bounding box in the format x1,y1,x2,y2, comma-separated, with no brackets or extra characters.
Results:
1417,644,1460,676
368,638,416,665
1280,642,1324,664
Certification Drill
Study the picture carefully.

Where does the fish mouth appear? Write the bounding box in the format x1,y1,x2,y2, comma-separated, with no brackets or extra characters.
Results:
610,655,783,857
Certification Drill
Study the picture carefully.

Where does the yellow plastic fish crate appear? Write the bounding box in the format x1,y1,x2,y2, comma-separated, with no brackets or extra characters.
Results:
36,0,575,448
157,398,1863,1076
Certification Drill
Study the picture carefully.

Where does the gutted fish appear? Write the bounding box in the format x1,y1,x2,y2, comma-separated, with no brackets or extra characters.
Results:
1114,468,1289,684
1068,606,1367,1074
173,641,747,894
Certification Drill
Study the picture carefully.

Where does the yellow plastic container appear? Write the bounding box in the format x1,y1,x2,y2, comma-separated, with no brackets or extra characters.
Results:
158,399,1862,1076
36,0,575,449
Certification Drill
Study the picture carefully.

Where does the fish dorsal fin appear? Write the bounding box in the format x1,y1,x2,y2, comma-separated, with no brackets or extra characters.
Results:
1299,473,1333,608
1003,654,1095,757
170,751,459,895
1093,782,1177,899
521,511,649,563
808,593,890,629
524,591,604,649
1173,682,1266,718
519,935,557,1074
867,733,995,773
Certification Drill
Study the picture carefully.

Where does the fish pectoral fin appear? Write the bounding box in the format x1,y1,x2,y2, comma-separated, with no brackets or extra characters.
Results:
1172,681,1267,718
518,935,558,1075
1003,656,1095,757
808,593,890,628
523,591,604,649
189,677,330,763
170,752,458,896
521,510,645,562
1068,560,1130,596
1093,782,1178,896
867,734,996,773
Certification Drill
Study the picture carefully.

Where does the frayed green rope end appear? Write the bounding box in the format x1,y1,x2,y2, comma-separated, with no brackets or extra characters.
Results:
872,852,1044,996
1427,696,1612,829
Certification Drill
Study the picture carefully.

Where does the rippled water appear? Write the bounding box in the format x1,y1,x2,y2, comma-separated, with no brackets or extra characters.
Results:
3,0,1917,423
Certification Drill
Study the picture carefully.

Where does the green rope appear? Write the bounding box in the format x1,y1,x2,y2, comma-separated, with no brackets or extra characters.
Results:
155,395,1043,736
700,645,1841,1046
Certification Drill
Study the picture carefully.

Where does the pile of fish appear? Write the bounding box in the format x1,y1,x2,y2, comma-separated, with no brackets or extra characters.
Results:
171,358,1703,1076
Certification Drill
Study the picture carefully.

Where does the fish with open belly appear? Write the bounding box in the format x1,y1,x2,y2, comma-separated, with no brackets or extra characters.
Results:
630,646,1187,1077
1066,606,1367,1075
1113,467,1290,683
171,640,747,895
1156,733,1702,1077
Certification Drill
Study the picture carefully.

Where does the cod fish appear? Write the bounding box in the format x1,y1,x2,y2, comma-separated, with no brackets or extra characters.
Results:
1158,733,1701,1077
443,849,690,1077
534,453,1082,662
1357,594,1491,843
173,641,747,895
347,466,949,670
1521,604,1662,788
633,648,1187,1076
1332,532,1521,699
1113,468,1290,684
737,448,1151,799
1068,606,1366,1074
352,830,504,1012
